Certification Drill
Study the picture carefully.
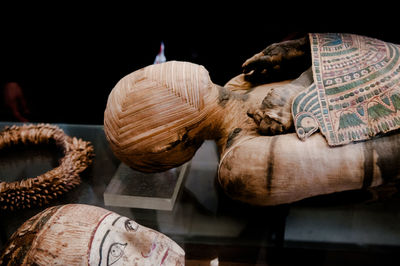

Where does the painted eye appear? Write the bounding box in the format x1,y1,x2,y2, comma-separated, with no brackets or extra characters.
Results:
125,219,139,232
107,242,127,265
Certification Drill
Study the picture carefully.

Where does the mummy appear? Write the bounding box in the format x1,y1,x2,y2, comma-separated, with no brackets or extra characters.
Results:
104,33,400,206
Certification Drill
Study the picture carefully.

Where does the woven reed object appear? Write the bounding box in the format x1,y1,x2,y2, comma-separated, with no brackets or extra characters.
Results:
104,61,218,172
0,124,94,211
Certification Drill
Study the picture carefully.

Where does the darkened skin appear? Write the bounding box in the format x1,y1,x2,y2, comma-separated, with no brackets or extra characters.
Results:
242,35,312,136
242,35,311,84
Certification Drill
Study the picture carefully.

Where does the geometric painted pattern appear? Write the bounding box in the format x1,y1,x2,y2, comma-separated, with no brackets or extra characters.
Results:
292,33,400,146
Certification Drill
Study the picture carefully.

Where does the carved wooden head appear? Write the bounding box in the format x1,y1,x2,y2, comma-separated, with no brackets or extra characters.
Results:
0,204,184,265
104,61,215,172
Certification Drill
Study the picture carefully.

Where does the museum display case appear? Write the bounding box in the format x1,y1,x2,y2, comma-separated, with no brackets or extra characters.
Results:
1,122,400,265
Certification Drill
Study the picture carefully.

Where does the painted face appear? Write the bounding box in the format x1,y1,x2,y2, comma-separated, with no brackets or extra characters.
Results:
88,212,184,266
0,204,184,265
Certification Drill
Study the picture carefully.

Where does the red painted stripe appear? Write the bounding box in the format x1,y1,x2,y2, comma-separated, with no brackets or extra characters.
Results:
160,248,169,265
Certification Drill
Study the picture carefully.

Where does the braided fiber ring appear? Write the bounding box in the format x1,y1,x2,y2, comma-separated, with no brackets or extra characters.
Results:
0,124,94,211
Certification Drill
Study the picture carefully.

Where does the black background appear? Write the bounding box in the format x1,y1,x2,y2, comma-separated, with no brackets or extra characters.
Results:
0,4,398,124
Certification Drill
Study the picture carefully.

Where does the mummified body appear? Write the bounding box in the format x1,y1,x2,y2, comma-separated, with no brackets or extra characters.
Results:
104,33,400,206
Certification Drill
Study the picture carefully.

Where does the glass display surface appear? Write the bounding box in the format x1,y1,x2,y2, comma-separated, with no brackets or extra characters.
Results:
104,161,189,210
1,122,400,265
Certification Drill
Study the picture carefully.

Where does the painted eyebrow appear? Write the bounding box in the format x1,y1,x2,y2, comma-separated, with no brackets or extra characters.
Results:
98,229,111,266
112,216,123,226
